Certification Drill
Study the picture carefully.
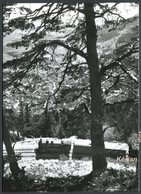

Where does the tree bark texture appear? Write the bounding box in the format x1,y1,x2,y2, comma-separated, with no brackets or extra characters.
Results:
84,3,107,171
3,115,21,177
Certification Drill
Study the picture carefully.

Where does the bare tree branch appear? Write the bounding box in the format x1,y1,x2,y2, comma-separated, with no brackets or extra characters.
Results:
44,52,74,114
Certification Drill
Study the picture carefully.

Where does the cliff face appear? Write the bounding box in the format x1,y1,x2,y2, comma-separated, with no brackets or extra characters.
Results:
97,15,139,54
3,14,139,62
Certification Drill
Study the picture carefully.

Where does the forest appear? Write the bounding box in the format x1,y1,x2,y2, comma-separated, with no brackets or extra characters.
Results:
3,2,139,192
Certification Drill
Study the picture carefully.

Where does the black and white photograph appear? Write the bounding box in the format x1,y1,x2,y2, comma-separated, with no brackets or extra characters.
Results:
2,2,139,192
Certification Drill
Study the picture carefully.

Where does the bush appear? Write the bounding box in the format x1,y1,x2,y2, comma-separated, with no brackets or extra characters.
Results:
59,154,69,161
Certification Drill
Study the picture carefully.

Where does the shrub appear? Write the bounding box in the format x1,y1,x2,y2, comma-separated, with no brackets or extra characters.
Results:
59,154,69,161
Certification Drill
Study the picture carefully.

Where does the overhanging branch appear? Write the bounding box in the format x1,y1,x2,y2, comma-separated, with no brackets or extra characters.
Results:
38,40,87,60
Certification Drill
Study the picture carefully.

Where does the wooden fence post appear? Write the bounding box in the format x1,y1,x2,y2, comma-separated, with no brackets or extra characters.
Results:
69,141,74,160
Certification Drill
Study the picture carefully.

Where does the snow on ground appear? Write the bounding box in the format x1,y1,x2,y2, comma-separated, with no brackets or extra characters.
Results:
4,158,93,178
3,137,129,152
4,157,136,180
107,162,136,172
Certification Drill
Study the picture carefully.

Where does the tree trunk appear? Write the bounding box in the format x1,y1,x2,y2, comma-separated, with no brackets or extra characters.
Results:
3,115,21,177
84,3,107,171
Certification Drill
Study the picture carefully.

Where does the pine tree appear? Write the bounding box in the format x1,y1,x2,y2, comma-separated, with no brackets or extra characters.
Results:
3,3,138,174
